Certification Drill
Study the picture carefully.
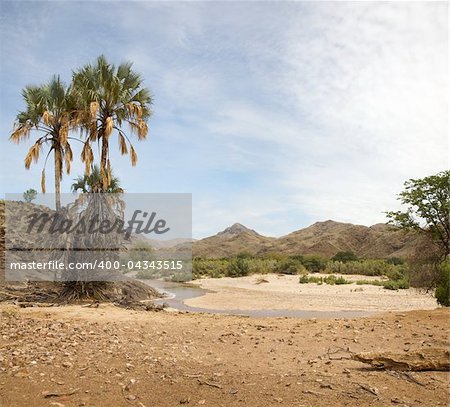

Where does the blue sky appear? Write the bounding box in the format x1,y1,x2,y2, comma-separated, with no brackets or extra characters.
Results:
0,1,448,238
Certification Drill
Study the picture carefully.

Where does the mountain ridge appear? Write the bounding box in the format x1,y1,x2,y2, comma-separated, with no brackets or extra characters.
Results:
192,220,419,259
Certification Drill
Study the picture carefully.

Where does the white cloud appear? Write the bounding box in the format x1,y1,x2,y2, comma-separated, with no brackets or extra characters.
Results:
0,2,447,238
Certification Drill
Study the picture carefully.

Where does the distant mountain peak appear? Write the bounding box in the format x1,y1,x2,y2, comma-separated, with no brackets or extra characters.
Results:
312,220,339,226
194,218,419,259
217,223,258,236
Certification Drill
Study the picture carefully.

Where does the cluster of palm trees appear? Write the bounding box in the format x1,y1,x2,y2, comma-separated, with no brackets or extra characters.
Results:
9,55,152,210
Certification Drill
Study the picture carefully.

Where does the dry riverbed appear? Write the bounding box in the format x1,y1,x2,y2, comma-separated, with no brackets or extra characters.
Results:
0,304,449,406
185,274,438,313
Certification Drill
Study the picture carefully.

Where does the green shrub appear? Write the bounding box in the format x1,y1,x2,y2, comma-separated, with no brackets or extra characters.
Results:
23,188,37,203
276,258,305,275
331,251,358,262
236,251,253,259
335,276,351,285
301,255,327,273
356,278,409,290
385,268,406,281
298,275,323,284
435,261,450,306
323,275,351,285
299,274,350,285
356,279,385,286
383,279,409,290
325,259,408,278
227,257,250,277
247,258,278,274
192,258,229,278
299,275,310,284
386,257,405,265
262,252,288,261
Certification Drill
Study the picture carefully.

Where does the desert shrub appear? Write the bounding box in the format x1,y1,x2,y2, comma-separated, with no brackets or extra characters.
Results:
385,268,406,281
262,252,288,261
227,257,250,277
299,275,323,284
383,279,410,290
23,188,37,203
356,277,409,290
299,274,310,284
247,258,278,274
356,279,385,286
331,251,358,263
289,255,305,262
386,257,405,265
192,258,229,278
301,255,327,273
299,274,350,285
435,261,450,306
325,259,407,278
236,251,253,259
170,272,192,283
276,258,306,275
323,275,351,285
335,276,351,285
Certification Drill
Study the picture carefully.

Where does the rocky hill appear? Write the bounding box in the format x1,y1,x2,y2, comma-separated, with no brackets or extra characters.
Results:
0,200,421,261
192,220,420,259
192,223,276,258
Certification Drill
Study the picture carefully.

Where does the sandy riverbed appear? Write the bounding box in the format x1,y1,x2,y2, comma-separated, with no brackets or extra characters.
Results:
185,273,438,312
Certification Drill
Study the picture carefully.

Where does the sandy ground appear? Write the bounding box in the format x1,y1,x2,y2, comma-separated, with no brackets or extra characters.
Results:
0,304,449,407
185,274,438,312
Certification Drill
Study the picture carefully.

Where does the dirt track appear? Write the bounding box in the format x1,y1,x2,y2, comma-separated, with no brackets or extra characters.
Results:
0,305,449,406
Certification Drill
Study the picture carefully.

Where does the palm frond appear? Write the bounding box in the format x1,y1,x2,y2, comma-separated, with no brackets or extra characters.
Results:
25,142,40,169
9,124,31,143
65,143,73,174
118,132,128,155
130,144,137,166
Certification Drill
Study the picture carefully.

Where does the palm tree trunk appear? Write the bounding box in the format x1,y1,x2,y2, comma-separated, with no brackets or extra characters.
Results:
54,147,62,211
100,137,109,192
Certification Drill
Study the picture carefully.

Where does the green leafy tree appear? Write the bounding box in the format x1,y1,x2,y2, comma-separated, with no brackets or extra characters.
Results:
386,171,450,260
72,55,152,191
23,188,37,203
9,76,77,210
435,261,450,306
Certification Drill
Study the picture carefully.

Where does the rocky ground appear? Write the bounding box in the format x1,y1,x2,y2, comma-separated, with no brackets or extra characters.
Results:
0,304,449,407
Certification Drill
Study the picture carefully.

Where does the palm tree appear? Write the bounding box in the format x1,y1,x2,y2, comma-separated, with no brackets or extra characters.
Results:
9,76,77,211
72,55,152,191
71,164,123,193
